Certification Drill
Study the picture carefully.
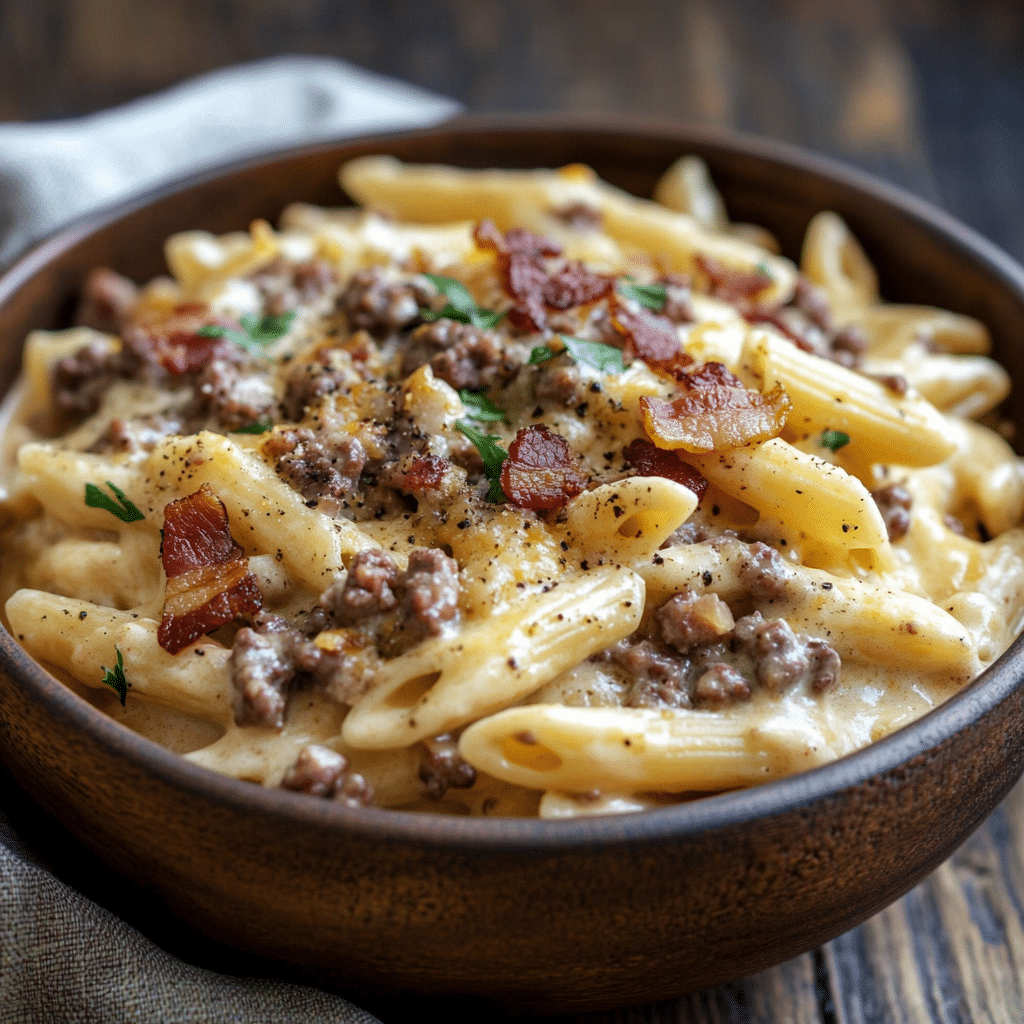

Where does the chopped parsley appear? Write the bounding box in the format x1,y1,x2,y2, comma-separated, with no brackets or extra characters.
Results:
754,260,772,279
85,481,145,523
198,310,297,357
458,390,506,423
618,278,667,311
455,420,507,502
100,647,130,706
529,335,625,375
820,429,850,452
420,274,505,329
233,419,274,435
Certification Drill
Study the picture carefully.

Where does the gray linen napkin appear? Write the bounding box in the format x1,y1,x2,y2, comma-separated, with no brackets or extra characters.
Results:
0,54,461,265
0,54,459,1022
0,804,381,1024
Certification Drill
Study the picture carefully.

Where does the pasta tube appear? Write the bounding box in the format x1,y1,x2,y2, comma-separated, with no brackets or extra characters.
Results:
638,539,979,674
749,333,957,467
459,703,837,794
561,477,699,563
681,438,889,550
343,567,644,749
5,590,232,721
340,156,797,302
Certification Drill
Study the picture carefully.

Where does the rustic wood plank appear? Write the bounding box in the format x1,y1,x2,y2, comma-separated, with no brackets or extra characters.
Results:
513,952,824,1024
818,783,1024,1024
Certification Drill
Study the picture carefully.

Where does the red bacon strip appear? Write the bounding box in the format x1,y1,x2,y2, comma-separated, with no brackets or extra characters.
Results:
400,454,449,491
124,303,237,376
639,362,791,453
158,483,262,654
499,425,588,511
608,293,690,370
474,220,614,331
695,254,774,303
623,439,708,500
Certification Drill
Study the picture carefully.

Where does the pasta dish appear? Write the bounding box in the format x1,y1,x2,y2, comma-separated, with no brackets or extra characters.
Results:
2,155,1022,818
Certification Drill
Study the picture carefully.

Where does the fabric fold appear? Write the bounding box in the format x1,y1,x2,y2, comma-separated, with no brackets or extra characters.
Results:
0,55,461,265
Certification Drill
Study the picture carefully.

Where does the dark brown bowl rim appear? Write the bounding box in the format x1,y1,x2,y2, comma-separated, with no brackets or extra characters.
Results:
2,114,1023,851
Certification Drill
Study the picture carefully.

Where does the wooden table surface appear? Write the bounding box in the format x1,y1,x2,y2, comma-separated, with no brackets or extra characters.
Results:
3,1,1024,1021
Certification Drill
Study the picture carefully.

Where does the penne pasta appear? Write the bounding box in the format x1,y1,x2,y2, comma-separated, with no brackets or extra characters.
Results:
680,437,889,550
1,153,1019,819
749,332,958,467
458,703,837,794
343,567,644,748
6,589,232,721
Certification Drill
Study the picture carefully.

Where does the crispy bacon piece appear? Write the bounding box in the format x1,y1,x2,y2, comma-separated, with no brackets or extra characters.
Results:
695,254,774,303
124,303,237,376
474,220,614,331
608,294,690,370
639,362,791,453
401,454,449,491
623,439,708,500
158,483,262,654
499,425,588,511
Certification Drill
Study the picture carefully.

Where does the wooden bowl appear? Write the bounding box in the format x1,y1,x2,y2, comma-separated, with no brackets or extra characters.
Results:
2,117,1024,1015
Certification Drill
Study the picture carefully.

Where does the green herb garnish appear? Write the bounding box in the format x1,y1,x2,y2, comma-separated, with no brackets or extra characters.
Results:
198,310,298,357
618,278,667,311
85,481,144,523
455,420,508,503
528,335,625,375
754,260,772,278
458,390,506,423
420,274,505,329
820,429,850,452
100,647,130,706
233,420,274,435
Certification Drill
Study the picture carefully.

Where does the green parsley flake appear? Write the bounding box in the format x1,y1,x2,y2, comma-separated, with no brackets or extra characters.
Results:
529,335,624,375
84,481,145,523
455,420,507,503
618,278,667,311
100,647,130,706
820,429,850,452
233,420,274,435
458,390,506,422
198,310,297,357
419,274,505,330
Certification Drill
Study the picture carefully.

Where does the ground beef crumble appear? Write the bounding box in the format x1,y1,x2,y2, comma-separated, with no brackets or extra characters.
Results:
598,590,840,709
339,267,433,337
249,257,339,316
605,638,692,710
321,550,399,623
320,547,461,647
52,341,132,422
195,354,278,431
281,744,374,807
419,738,477,798
871,483,913,541
230,611,377,729
73,267,139,335
401,319,523,390
281,349,357,420
264,427,367,515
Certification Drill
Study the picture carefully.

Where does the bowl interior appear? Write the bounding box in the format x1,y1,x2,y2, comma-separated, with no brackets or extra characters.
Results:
3,120,1024,1011
4,117,1024,829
